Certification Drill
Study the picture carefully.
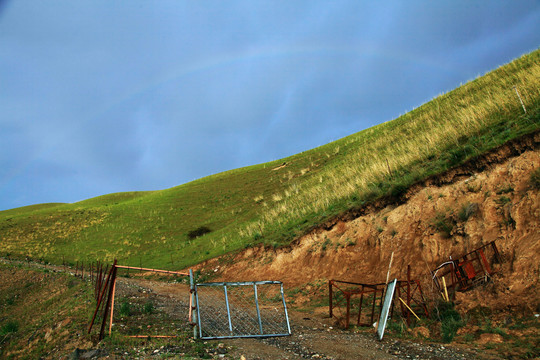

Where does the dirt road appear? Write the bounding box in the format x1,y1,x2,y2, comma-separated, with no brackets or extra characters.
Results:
114,276,490,360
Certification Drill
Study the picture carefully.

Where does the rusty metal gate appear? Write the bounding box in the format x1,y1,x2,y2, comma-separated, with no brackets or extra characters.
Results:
194,280,291,339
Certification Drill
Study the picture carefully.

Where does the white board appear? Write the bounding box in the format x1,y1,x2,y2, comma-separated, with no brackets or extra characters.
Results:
377,278,397,341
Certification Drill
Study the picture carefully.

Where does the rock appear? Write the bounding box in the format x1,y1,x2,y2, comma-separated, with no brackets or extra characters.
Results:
69,348,81,360
477,333,504,344
80,349,105,359
217,343,228,354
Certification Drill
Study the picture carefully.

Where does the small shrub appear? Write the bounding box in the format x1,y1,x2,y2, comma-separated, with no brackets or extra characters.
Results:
187,226,212,240
458,202,478,222
5,296,15,306
0,321,19,336
433,212,455,238
389,182,408,199
466,183,481,193
386,320,406,337
495,196,511,205
321,237,331,251
496,184,514,194
143,301,154,314
436,301,463,343
119,299,132,317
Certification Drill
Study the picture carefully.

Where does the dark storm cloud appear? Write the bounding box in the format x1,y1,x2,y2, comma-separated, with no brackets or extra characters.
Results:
1,1,540,210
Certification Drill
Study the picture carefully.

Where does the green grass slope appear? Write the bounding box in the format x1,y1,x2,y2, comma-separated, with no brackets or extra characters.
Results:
1,49,539,270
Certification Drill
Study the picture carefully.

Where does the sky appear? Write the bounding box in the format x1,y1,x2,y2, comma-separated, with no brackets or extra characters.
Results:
1,1,539,211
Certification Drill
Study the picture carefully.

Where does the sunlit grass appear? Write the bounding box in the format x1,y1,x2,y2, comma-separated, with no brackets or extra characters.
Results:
1,49,539,270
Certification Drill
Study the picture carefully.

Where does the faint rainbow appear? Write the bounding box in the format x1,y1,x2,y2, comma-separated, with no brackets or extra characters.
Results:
86,44,457,121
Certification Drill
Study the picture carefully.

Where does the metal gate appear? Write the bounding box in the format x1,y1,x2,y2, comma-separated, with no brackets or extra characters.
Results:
194,280,291,339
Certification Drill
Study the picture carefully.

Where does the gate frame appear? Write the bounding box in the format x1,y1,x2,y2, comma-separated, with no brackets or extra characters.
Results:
88,261,190,340
194,280,292,340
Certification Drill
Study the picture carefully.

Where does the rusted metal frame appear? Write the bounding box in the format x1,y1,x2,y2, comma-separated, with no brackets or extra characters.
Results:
356,285,365,326
355,285,381,326
407,281,429,318
345,291,351,328
88,262,115,334
369,287,378,325
461,241,495,259
331,279,384,288
114,265,188,276
431,240,501,298
477,249,492,275
330,281,347,295
330,289,348,317
329,280,348,321
99,260,118,341
398,280,430,320
330,281,350,323
98,265,110,305
333,282,385,327
101,263,190,340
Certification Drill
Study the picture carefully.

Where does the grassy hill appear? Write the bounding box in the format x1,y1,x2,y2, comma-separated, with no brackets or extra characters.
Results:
1,49,539,270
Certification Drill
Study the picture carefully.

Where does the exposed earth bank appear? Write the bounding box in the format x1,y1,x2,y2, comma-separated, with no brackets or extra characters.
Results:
199,134,540,317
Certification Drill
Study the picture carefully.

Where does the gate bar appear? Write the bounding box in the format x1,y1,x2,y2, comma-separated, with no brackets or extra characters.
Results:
224,285,233,334
281,282,292,335
115,265,188,276
253,284,264,335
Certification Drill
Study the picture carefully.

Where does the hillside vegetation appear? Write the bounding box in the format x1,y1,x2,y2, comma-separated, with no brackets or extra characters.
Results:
1,49,539,269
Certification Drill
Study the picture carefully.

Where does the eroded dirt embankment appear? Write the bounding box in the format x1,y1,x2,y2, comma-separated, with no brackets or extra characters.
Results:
198,131,540,315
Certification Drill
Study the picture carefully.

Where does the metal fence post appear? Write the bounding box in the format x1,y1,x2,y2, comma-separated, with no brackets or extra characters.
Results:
189,269,198,339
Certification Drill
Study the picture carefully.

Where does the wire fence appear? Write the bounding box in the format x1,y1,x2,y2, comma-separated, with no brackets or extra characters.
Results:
195,281,291,339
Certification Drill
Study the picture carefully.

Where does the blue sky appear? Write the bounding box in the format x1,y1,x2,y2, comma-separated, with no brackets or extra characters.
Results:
1,1,539,211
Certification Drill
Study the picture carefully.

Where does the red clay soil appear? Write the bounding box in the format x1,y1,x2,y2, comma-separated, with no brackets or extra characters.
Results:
196,132,540,317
